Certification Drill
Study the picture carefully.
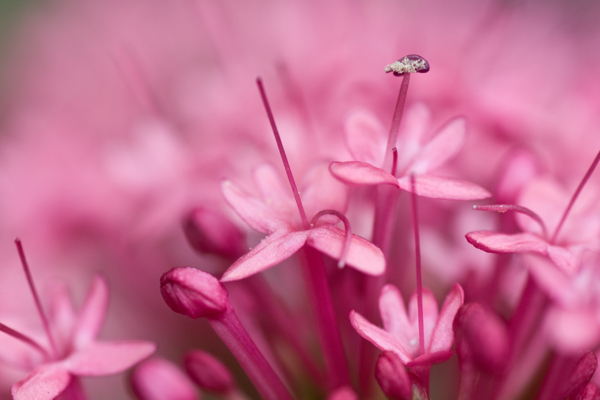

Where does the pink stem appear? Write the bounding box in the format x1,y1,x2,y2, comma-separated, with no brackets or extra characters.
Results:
410,175,425,356
0,322,49,358
209,305,295,400
550,149,600,244
311,209,352,268
297,246,350,390
15,239,58,358
256,77,309,230
473,204,548,239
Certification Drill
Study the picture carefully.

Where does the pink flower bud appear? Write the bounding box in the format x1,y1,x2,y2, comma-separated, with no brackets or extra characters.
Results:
161,267,229,319
183,208,246,260
327,386,358,400
375,352,412,400
184,350,235,394
130,357,199,400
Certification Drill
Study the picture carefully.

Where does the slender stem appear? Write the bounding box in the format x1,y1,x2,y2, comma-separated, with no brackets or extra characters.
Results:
311,209,352,268
15,239,58,358
209,305,295,400
410,175,425,356
256,77,309,230
0,322,49,359
391,147,398,176
550,149,600,244
297,246,350,390
383,74,410,172
473,204,548,240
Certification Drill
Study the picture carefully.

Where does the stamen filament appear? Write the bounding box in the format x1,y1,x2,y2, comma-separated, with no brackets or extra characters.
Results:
0,322,49,358
391,147,398,176
15,239,58,358
410,175,425,356
550,149,600,244
311,210,352,268
473,204,548,239
256,77,309,230
383,74,410,172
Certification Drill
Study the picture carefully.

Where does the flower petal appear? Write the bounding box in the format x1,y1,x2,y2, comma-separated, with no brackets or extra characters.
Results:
307,225,385,275
379,285,410,339
397,174,491,200
344,109,387,165
408,288,439,351
72,275,108,348
221,180,282,233
465,230,548,255
12,363,71,400
428,284,464,354
221,230,309,282
64,341,156,376
547,245,579,275
349,310,412,364
407,350,454,368
410,117,466,174
329,161,399,187
131,357,199,400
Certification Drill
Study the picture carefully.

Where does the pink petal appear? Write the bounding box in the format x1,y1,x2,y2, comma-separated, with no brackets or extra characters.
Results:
349,310,412,364
544,308,600,353
131,357,199,400
327,386,358,400
301,161,350,216
221,180,282,234
397,174,491,200
379,285,411,340
12,363,71,400
329,161,399,187
221,230,309,282
343,109,387,165
64,341,156,376
46,282,77,350
307,225,385,275
407,350,454,368
408,288,439,350
410,117,466,174
253,163,295,208
72,275,108,348
395,103,431,168
466,230,548,255
547,245,579,275
428,284,464,354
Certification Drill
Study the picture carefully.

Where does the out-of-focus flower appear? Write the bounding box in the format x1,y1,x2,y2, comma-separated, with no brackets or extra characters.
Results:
130,357,199,400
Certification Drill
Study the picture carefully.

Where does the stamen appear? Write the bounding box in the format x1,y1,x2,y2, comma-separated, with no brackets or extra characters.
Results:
391,147,398,176
311,210,353,268
0,322,49,358
551,149,600,244
473,204,548,239
15,239,58,358
256,77,310,230
410,174,425,356
383,55,429,173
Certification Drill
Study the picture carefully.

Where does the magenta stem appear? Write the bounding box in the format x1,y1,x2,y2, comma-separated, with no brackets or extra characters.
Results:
391,147,398,176
209,305,295,400
383,74,410,172
410,175,425,356
550,149,600,244
15,239,58,358
473,204,548,239
311,209,352,268
256,77,309,230
0,322,49,359
297,246,350,390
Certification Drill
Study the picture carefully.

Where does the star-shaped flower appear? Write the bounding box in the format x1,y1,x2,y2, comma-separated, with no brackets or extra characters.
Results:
350,283,464,367
4,275,156,400
329,104,491,200
221,163,385,281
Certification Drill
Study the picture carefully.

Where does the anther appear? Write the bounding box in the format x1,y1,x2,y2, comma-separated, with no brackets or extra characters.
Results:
385,55,430,76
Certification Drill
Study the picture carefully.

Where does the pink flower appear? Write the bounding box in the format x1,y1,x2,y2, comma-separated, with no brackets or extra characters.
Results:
220,163,385,281
5,275,155,400
350,283,464,367
329,104,491,200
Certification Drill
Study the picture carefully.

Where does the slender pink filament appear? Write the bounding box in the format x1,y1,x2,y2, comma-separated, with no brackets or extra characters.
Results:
15,239,58,358
391,147,398,176
311,210,352,268
256,77,309,230
383,74,410,172
410,175,425,356
473,204,548,239
550,149,600,244
0,322,49,358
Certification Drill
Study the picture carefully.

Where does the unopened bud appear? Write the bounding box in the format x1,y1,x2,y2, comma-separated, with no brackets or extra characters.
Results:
183,208,246,260
184,350,235,394
327,386,358,400
130,357,198,400
375,352,412,400
161,267,229,319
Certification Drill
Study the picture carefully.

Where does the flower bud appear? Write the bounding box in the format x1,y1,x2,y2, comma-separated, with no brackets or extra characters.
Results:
161,267,229,319
184,350,235,394
183,208,246,260
327,386,358,400
130,357,199,400
375,352,412,400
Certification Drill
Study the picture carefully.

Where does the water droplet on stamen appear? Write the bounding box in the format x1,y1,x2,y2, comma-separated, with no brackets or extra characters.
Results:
385,55,430,76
